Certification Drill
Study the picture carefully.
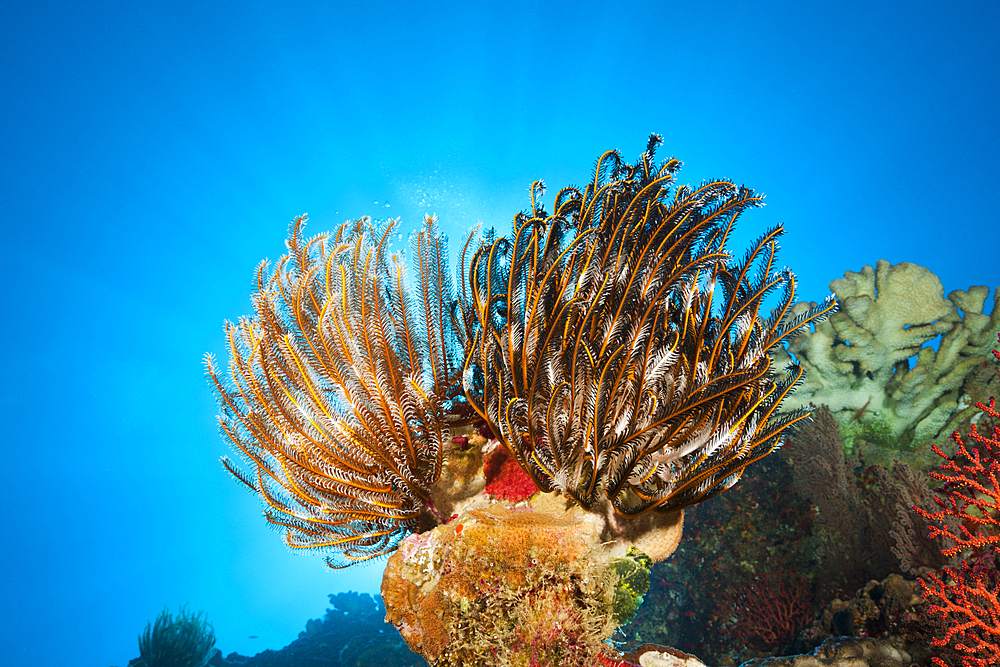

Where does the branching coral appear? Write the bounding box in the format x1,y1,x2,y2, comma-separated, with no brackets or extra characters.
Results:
919,558,1000,667
772,260,1000,448
913,394,1000,559
205,214,475,567
466,134,836,517
722,570,813,650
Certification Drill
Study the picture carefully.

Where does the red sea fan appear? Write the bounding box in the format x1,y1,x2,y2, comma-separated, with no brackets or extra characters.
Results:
916,398,1000,559
915,333,1000,667
722,570,813,650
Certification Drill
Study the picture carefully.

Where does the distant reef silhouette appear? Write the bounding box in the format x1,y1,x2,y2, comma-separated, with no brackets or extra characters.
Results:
128,592,426,667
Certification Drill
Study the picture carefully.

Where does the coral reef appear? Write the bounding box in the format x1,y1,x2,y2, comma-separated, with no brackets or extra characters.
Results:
136,605,216,667
805,573,952,666
621,451,818,663
619,418,973,665
611,645,709,667
378,137,836,664
737,637,912,667
772,260,999,449
606,331,1000,667
782,406,959,601
144,593,426,667
207,136,844,666
783,405,890,599
723,571,813,651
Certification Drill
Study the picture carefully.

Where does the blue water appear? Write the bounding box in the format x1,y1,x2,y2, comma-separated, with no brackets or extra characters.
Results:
1,2,998,666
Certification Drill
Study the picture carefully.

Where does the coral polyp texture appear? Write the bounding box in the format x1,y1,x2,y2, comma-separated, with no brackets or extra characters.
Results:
381,499,640,667
205,214,474,567
466,134,836,518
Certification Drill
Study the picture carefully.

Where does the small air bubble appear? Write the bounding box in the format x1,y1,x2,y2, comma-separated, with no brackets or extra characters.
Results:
373,201,379,205
385,201,391,207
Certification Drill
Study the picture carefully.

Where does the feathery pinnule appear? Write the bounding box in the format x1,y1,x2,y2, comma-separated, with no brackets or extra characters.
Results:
206,214,472,567
465,134,836,516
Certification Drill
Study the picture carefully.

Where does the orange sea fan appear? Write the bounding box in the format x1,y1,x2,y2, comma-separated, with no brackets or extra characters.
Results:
205,214,474,567
465,135,837,516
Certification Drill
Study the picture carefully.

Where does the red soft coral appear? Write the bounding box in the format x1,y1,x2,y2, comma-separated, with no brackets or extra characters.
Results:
483,445,539,502
722,571,813,649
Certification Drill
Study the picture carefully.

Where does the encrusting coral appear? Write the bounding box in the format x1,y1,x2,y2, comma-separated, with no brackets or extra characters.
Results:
771,259,1000,450
208,136,837,666
381,497,649,666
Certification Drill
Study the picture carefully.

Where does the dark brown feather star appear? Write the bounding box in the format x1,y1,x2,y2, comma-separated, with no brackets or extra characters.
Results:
464,134,836,516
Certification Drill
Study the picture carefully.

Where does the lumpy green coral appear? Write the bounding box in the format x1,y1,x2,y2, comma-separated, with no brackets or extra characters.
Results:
611,547,653,625
839,414,898,453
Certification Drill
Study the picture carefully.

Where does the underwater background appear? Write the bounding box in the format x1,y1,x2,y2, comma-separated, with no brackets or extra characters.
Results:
2,1,999,666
